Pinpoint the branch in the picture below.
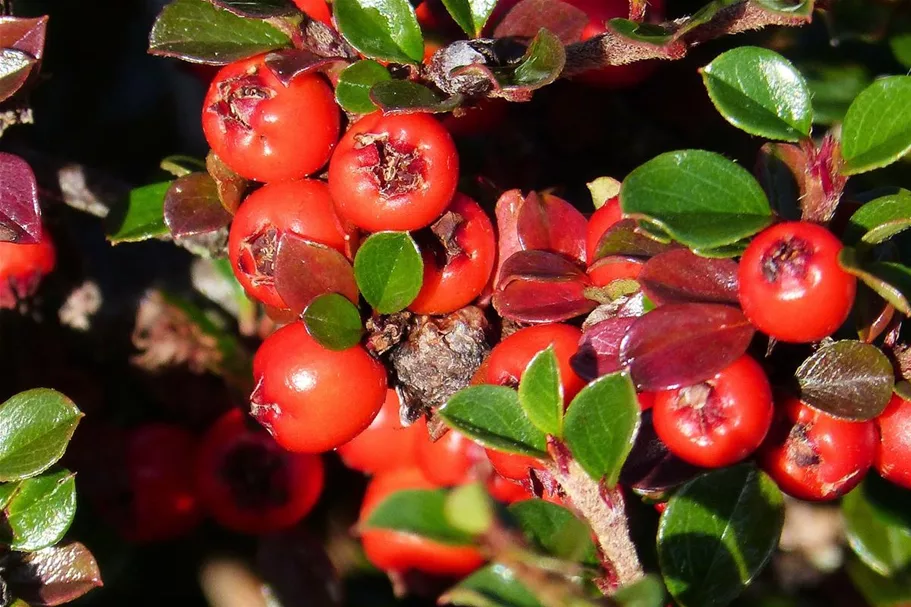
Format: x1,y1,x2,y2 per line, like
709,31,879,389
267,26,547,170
562,0,814,77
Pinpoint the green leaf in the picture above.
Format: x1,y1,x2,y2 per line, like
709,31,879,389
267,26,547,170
843,480,911,577
891,34,911,69
335,60,391,114
149,0,291,65
752,0,814,17
441,565,544,607
607,19,675,46
509,29,564,89
1,469,77,552
839,248,911,317
847,555,911,606
353,231,424,314
369,80,461,114
303,293,364,351
0,390,82,482
613,575,667,607
518,347,563,438
508,500,598,565
562,372,640,487
208,0,296,18
800,62,871,126
702,47,812,141
620,150,773,250
439,386,548,456
844,191,911,245
106,182,171,244
445,483,494,536
363,489,475,544
441,0,497,37
658,465,785,607
841,76,911,175
587,176,621,210
334,0,423,64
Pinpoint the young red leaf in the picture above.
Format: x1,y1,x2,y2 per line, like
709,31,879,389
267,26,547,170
493,189,525,289
0,152,42,244
493,0,588,43
571,317,636,381
638,248,739,305
163,173,233,238
273,233,359,315
517,192,588,265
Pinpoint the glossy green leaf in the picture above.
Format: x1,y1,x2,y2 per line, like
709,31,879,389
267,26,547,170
445,483,494,536
843,480,911,577
847,556,911,607
439,386,548,456
518,347,563,438
891,34,911,69
800,63,871,126
844,191,911,245
752,0,814,17
839,248,911,317
508,500,597,565
106,182,171,244
363,488,474,545
1,469,77,552
335,60,390,114
208,0,296,18
857,473,911,531
354,231,423,314
702,47,812,141
0,390,83,482
441,565,544,607
149,0,290,64
607,19,675,45
658,465,785,607
620,150,773,250
441,0,497,37
369,80,461,113
563,372,640,487
509,29,564,88
334,0,423,64
841,76,911,175
613,575,667,607
303,293,364,351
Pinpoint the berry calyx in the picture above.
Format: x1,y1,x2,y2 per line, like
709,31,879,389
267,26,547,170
251,322,387,453
738,221,856,343
652,355,773,468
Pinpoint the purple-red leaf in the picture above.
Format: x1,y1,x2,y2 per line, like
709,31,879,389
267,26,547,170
571,317,636,381
639,248,740,305
619,303,754,391
0,152,42,244
494,279,596,323
6,542,103,606
494,0,588,44
620,410,703,495
498,250,586,286
493,189,525,289
517,192,588,265
273,233,359,315
593,218,677,260
264,49,348,87
0,16,48,60
163,173,233,238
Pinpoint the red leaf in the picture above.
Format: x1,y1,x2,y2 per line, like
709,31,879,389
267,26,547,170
273,233,359,315
493,189,525,288
0,152,42,244
498,250,586,286
494,0,588,44
619,303,754,391
517,192,587,265
571,317,636,381
264,49,348,87
163,173,233,237
0,16,48,59
7,542,103,606
620,410,704,494
493,278,596,323
638,249,740,305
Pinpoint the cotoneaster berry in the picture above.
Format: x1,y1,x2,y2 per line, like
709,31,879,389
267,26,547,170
291,0,332,25
585,196,621,262
337,389,421,476
409,194,496,315
0,234,56,309
228,179,354,310
196,409,324,534
486,324,586,401
359,467,485,576
738,221,856,343
652,355,773,468
328,112,459,232
414,418,484,487
486,472,534,503
202,52,340,182
251,322,387,453
484,448,545,482
875,394,911,489
759,396,877,501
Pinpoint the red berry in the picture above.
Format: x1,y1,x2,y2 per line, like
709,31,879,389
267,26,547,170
653,355,773,468
228,179,355,310
484,448,545,482
202,53,340,182
587,256,644,287
0,235,55,309
409,194,496,315
251,322,387,453
359,468,484,576
291,0,332,25
637,391,657,411
738,222,856,343
337,389,421,475
196,409,324,534
759,396,877,501
414,418,485,487
328,112,459,232
585,197,621,262
875,394,911,489
487,324,586,402
486,473,533,503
